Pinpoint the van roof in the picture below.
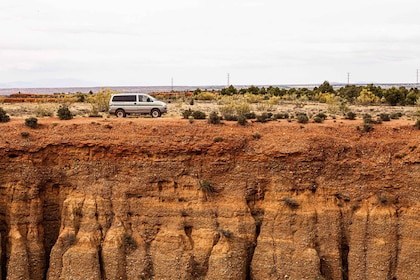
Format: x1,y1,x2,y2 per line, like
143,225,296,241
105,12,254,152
112,93,147,95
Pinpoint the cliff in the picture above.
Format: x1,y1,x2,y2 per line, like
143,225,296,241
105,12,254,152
0,118,419,280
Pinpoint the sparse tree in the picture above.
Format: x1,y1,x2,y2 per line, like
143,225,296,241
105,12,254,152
220,85,238,96
88,88,118,112
356,89,380,105
317,81,335,94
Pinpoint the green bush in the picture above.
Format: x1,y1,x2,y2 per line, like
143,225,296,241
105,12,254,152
415,119,420,130
315,112,328,120
223,114,238,121
182,108,193,119
345,111,357,120
198,180,216,201
379,113,390,121
21,131,30,138
237,115,247,126
252,133,261,139
213,136,223,142
273,113,289,120
362,123,373,132
218,228,233,238
208,111,221,124
255,112,272,123
296,113,309,124
390,112,403,119
123,233,138,253
57,106,73,120
363,114,373,124
313,116,323,123
192,110,206,119
25,117,38,128
0,107,10,122
282,197,299,209
244,112,256,119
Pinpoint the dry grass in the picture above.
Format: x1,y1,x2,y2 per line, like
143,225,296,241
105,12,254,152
0,99,418,121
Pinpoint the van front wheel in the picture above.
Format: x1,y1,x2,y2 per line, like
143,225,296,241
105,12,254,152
115,109,126,118
151,109,161,118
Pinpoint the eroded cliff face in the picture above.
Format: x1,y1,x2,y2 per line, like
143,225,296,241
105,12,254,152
0,118,419,280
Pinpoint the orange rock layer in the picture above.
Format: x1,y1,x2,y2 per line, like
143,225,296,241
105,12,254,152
0,118,419,279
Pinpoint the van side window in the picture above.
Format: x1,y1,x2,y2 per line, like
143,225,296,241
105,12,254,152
112,95,136,102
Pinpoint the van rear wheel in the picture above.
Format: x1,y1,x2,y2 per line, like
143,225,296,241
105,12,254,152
115,109,126,118
151,109,161,118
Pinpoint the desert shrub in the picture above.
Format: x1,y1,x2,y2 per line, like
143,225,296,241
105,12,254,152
223,114,238,121
0,107,10,122
88,106,102,117
363,114,373,124
199,180,216,201
244,112,256,119
361,114,375,132
25,117,38,128
189,98,194,105
123,233,138,253
182,108,193,119
378,113,390,121
218,228,233,238
273,113,289,120
390,112,403,119
213,136,223,142
255,112,272,123
199,180,215,193
345,111,357,120
296,113,309,124
192,110,206,119
208,111,221,124
282,197,299,209
35,104,54,117
195,92,217,100
376,193,388,205
87,88,116,112
362,123,373,132
315,112,328,120
21,131,30,138
415,119,420,130
57,106,73,120
252,133,261,139
313,116,323,123
220,99,252,120
237,115,247,126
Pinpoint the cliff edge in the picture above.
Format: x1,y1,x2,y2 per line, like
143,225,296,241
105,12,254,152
0,117,419,280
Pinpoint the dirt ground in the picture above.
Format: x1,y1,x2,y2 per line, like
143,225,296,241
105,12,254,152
1,99,419,118
0,100,419,144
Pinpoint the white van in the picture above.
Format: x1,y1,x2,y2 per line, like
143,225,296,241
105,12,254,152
108,93,167,118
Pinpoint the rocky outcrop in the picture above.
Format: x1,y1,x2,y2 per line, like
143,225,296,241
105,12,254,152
0,119,419,279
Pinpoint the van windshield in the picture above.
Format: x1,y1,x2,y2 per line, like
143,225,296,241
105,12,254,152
139,95,156,102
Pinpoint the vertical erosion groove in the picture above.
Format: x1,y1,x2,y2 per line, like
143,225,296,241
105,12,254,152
0,185,7,280
245,182,264,280
42,183,61,276
340,210,349,280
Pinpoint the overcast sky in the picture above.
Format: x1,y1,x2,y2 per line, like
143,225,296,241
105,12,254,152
1,0,419,87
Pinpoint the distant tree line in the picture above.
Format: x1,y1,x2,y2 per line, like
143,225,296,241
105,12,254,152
220,81,419,106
